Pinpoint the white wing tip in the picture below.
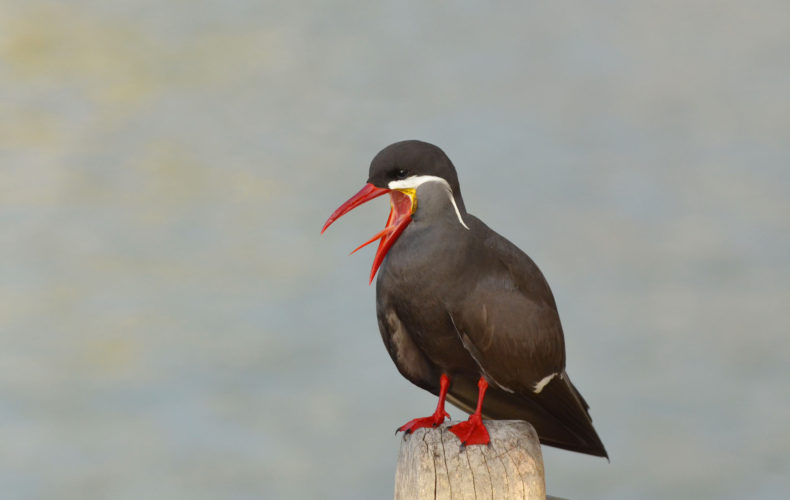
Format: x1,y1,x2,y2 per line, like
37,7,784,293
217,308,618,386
532,372,558,394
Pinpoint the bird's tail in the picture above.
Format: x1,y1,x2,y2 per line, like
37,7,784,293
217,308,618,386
447,372,608,458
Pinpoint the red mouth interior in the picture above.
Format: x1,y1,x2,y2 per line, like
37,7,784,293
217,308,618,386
353,190,413,283
322,184,413,284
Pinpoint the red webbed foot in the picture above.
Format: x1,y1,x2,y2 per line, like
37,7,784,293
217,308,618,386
449,414,490,446
397,409,451,434
397,373,452,434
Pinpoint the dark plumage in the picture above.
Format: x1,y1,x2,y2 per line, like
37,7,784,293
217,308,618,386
324,140,607,457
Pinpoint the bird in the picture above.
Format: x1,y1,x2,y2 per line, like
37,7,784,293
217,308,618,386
322,140,607,457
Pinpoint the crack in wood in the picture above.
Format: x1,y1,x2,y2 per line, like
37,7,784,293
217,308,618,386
481,451,494,499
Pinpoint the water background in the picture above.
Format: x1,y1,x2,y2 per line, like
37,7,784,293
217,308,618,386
2,2,789,498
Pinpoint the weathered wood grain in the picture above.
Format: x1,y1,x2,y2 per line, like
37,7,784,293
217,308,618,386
395,420,546,499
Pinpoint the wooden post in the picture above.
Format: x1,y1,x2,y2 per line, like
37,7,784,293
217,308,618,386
395,420,547,500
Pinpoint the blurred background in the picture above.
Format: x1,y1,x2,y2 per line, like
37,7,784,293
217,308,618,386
2,1,789,498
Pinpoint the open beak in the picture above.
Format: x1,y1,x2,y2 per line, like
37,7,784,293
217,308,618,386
322,183,416,283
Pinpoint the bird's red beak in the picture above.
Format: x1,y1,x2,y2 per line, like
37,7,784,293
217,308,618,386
322,183,415,284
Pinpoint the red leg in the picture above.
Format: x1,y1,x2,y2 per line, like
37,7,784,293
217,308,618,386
397,374,451,434
449,377,491,446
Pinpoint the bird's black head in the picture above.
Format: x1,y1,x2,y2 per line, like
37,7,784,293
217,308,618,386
366,140,465,212
322,140,468,283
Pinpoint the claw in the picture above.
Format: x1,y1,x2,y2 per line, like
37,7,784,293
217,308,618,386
396,413,448,434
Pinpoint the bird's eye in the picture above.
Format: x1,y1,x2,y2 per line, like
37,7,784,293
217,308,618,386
394,169,408,179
